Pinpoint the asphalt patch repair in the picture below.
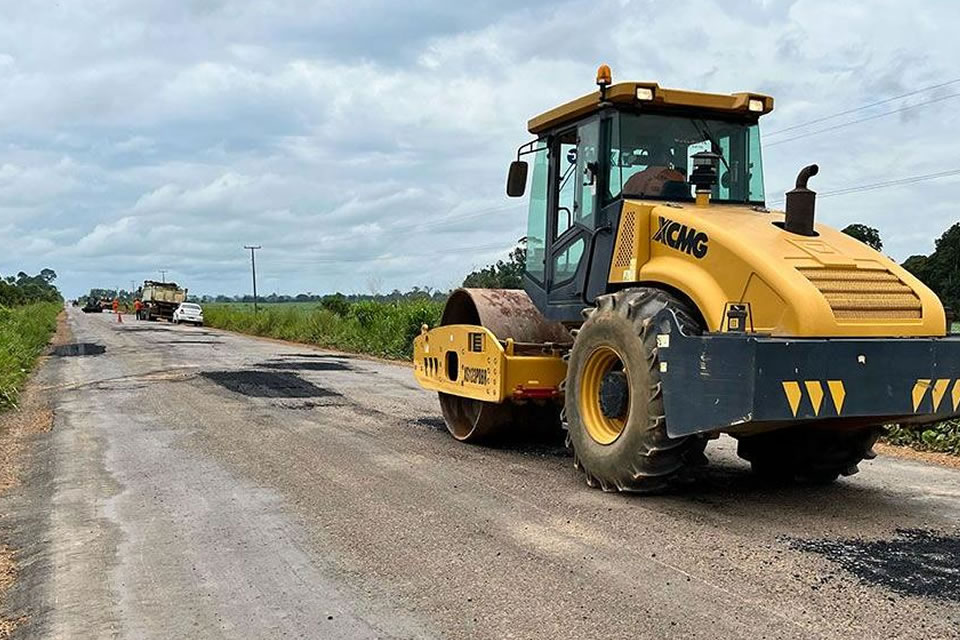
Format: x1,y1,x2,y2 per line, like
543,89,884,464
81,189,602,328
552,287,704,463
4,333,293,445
52,343,105,357
789,528,960,601
201,370,340,398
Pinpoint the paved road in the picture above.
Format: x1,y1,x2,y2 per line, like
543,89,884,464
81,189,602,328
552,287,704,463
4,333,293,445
3,308,959,639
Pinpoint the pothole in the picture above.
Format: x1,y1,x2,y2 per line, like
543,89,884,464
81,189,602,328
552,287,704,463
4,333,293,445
52,343,106,357
410,417,446,432
201,371,340,398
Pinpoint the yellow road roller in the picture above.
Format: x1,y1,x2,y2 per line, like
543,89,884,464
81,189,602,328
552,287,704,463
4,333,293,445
413,66,960,492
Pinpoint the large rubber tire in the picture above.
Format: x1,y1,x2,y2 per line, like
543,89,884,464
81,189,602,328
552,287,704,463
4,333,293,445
736,426,882,484
563,288,708,493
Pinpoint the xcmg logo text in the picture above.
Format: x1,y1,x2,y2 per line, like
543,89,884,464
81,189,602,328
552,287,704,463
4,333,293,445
652,216,709,259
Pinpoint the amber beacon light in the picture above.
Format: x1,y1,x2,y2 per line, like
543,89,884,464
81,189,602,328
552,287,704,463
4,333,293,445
596,64,612,87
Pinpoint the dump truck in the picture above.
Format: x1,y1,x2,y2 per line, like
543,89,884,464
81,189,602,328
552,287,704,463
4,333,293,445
138,280,187,322
413,66,960,493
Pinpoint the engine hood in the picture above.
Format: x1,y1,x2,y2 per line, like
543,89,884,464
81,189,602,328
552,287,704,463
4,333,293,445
613,199,946,338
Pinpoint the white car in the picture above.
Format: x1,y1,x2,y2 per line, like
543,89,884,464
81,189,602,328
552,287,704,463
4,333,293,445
173,303,204,326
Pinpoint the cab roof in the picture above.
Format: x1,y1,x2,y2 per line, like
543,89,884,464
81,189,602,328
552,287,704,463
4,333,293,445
527,82,774,135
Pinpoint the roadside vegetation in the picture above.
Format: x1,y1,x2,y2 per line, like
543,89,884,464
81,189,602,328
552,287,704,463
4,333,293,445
0,269,63,410
884,421,960,456
204,296,443,359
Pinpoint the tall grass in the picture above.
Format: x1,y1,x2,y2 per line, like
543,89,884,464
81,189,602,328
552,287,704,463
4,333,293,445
203,299,444,359
0,302,61,410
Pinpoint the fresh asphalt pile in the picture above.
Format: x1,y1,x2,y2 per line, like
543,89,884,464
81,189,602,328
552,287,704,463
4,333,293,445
789,529,960,601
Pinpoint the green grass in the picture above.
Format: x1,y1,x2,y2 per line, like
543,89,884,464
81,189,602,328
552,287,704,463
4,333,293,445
0,302,61,410
203,299,444,360
883,421,960,456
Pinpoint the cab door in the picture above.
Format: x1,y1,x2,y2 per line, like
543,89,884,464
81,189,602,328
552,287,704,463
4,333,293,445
544,119,601,310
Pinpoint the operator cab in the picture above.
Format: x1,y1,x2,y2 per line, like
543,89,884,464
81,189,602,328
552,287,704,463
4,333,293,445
507,68,773,323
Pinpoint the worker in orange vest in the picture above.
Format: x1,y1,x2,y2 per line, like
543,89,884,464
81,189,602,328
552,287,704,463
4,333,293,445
134,298,142,320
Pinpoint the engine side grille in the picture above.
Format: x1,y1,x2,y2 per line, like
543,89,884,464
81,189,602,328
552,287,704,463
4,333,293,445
613,210,636,270
799,267,922,320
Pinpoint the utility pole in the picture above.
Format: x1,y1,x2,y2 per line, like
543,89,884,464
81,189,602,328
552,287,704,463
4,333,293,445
159,269,167,283
244,245,261,312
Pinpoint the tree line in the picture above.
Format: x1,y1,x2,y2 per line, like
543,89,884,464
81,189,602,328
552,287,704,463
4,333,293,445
193,288,448,305
80,220,954,313
0,269,62,306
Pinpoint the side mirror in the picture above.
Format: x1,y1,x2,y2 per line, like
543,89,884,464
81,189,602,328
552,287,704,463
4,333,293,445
506,161,528,197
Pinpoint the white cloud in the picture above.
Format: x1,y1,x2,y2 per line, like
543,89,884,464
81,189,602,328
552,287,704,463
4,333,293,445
0,0,958,297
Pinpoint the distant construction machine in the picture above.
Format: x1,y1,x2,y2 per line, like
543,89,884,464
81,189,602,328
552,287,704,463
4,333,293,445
413,66,960,493
81,297,103,314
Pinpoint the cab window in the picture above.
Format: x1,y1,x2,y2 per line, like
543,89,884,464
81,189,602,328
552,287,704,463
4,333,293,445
524,147,549,284
608,113,765,204
555,131,577,237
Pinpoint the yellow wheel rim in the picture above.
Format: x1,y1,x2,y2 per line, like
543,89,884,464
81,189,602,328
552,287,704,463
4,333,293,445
579,346,629,445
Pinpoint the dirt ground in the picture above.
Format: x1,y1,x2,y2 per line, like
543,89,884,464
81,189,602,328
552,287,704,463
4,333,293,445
0,313,70,636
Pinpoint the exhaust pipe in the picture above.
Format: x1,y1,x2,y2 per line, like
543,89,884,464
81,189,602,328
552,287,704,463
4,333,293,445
784,164,819,236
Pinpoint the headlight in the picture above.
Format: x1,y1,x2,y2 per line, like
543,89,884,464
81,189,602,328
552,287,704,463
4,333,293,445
748,98,764,112
636,87,654,101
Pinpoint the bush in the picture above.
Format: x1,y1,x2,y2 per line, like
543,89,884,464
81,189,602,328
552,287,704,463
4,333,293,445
0,302,60,410
320,294,351,317
203,299,444,360
351,300,385,330
883,421,960,456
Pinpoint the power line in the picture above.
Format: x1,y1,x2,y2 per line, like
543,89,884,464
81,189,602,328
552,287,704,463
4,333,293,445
253,202,525,268
764,91,960,148
765,77,960,136
268,241,515,266
384,202,523,234
766,167,960,205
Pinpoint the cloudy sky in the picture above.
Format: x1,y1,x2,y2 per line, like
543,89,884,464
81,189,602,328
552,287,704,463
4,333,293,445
2,0,958,298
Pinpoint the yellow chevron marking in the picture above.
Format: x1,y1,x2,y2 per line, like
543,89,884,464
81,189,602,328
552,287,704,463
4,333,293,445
912,379,931,412
827,380,846,415
782,381,802,417
804,380,824,416
932,379,951,412
953,379,960,412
